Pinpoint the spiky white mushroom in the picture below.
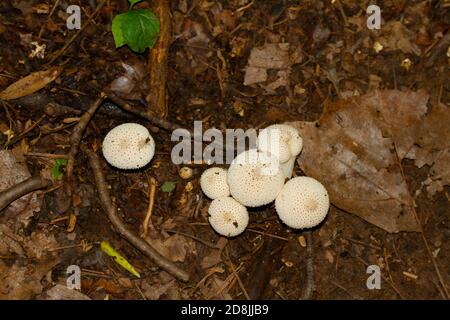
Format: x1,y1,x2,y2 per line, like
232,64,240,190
102,123,155,170
200,167,230,199
208,197,249,237
227,149,285,207
257,124,303,179
275,176,329,229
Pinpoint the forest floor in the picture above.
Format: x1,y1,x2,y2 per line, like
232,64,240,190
0,0,449,300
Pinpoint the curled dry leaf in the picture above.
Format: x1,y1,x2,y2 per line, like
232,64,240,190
289,89,447,233
0,66,62,100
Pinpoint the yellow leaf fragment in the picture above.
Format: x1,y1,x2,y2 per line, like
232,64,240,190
100,241,141,278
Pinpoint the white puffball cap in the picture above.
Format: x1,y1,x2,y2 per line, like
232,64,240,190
257,127,291,163
227,149,285,207
258,124,303,159
200,167,230,199
275,176,329,229
102,123,155,170
208,197,249,237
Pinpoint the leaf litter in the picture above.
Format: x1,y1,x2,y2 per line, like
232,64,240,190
290,89,449,233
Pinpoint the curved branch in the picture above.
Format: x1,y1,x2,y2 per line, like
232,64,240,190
0,176,50,212
87,150,190,282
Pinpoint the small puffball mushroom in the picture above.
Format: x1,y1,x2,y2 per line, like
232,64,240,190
227,149,285,207
208,197,249,237
102,123,155,170
200,167,230,199
257,124,303,179
275,176,329,229
179,167,193,180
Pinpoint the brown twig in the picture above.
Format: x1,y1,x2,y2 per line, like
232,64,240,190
300,230,315,300
87,150,190,282
225,247,250,300
64,93,106,212
0,176,51,211
47,0,107,65
147,0,172,118
25,152,69,159
38,0,61,39
105,91,183,132
141,177,157,239
5,115,45,147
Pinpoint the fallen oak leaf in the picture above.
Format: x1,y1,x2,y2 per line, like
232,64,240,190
289,90,432,233
0,66,62,100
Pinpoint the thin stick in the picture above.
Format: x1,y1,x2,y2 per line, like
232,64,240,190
300,230,315,300
225,248,250,300
105,91,183,132
246,228,289,241
38,0,61,39
0,176,50,211
47,0,107,65
148,0,171,118
355,256,404,299
64,93,106,212
141,177,157,239
393,143,450,300
25,152,69,159
6,115,45,147
87,150,190,282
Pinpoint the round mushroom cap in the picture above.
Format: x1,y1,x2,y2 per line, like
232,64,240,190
200,167,230,199
208,197,249,237
259,124,303,159
257,127,291,163
275,176,329,229
102,123,155,170
227,149,285,207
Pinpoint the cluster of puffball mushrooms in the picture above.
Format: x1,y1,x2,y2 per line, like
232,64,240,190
201,124,330,237
101,123,330,238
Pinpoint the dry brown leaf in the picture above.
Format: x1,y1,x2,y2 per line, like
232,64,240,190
244,43,302,86
0,66,62,100
0,150,43,228
39,284,91,300
377,21,421,55
0,258,58,299
146,234,195,263
290,90,436,233
200,237,228,269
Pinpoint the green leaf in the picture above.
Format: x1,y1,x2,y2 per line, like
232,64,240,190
160,181,176,193
111,9,160,53
111,14,126,48
100,241,141,278
128,0,143,8
51,158,68,180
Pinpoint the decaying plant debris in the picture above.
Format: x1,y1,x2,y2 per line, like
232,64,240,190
0,0,449,300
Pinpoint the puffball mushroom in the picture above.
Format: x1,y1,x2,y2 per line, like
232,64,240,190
200,167,230,199
227,149,285,207
275,176,330,229
208,197,249,237
257,124,303,179
102,123,155,170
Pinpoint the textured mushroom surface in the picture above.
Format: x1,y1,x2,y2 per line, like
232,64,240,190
258,124,303,160
102,123,155,169
227,149,285,207
208,197,249,237
275,176,329,229
200,167,230,199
